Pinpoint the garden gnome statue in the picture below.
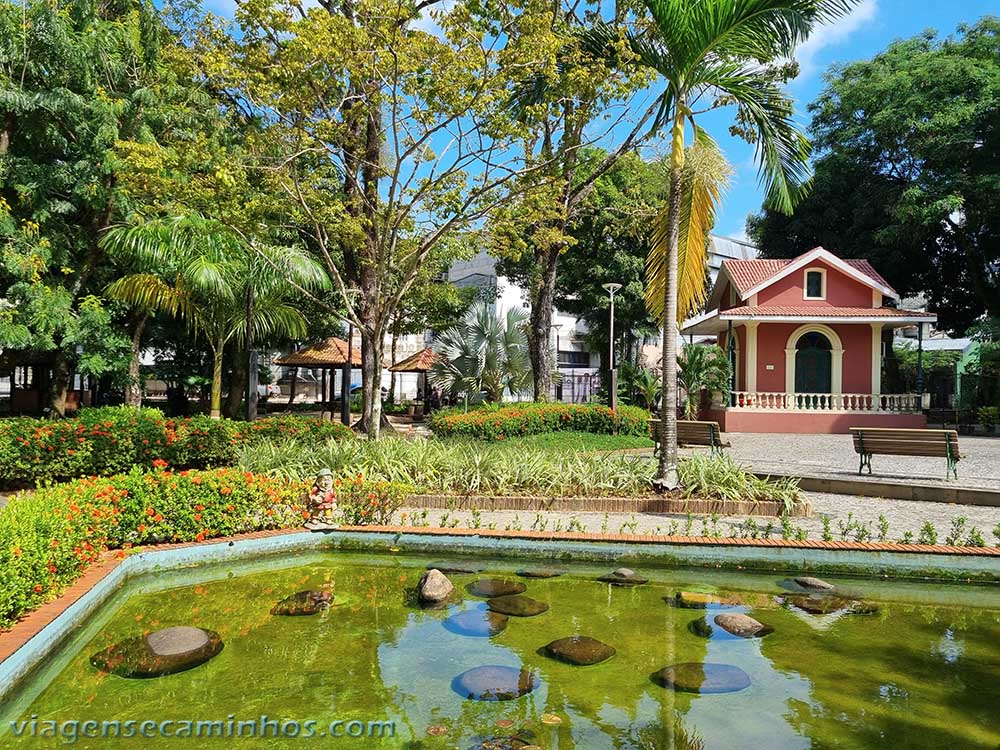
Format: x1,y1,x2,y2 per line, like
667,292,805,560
308,468,337,521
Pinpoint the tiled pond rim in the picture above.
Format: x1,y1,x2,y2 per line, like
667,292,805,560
1,525,998,703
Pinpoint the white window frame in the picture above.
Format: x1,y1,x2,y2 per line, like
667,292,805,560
803,267,827,301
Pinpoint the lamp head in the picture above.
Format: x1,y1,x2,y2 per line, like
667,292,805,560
602,282,623,295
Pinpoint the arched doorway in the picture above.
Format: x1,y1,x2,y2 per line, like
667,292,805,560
784,324,844,395
794,331,832,393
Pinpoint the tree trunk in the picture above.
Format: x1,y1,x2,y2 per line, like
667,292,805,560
125,312,148,408
528,246,560,401
224,346,247,419
359,328,383,438
49,350,72,417
246,284,259,422
286,367,299,409
655,108,685,491
210,338,225,419
388,321,399,404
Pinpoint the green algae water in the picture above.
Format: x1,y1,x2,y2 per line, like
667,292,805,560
2,550,998,750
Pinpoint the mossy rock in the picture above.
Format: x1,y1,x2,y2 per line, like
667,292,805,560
91,626,224,678
516,568,565,579
487,595,549,617
542,636,616,666
467,578,527,598
271,590,332,616
672,591,739,609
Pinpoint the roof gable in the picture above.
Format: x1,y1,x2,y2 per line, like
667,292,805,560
710,247,897,307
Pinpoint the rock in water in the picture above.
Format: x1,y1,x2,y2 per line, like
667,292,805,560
516,568,564,579
487,595,549,617
90,626,224,678
652,663,751,694
687,618,715,638
427,561,485,574
271,590,332,616
543,636,616,666
673,591,739,609
467,579,527,598
418,569,454,604
597,568,648,586
713,613,772,638
443,609,509,637
453,665,540,701
794,576,834,591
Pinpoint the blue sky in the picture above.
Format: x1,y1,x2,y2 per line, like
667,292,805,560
707,0,998,241
199,0,995,243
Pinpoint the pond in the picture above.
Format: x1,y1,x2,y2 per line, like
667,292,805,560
2,550,998,749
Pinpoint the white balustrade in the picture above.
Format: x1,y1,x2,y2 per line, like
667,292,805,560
728,391,922,413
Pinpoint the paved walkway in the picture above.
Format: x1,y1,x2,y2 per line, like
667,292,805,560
682,432,1000,490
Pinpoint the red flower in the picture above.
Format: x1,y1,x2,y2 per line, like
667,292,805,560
137,524,147,534
152,458,168,469
34,584,44,593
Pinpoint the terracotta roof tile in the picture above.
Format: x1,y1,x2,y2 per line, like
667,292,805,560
720,305,935,319
274,337,361,367
389,347,437,372
723,255,896,296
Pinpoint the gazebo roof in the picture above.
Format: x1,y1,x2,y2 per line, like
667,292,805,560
275,337,360,367
389,347,437,372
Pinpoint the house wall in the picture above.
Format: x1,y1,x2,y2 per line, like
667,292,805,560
753,322,874,394
707,407,927,434
756,259,877,308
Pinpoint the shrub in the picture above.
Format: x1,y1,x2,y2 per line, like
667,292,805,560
334,474,413,526
678,453,803,514
0,408,352,488
428,402,650,440
977,406,999,428
0,466,307,629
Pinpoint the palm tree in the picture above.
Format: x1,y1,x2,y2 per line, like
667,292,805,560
589,0,857,488
102,214,329,418
430,302,532,402
678,344,732,419
634,367,662,411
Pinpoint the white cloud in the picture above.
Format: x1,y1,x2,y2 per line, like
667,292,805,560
793,0,878,80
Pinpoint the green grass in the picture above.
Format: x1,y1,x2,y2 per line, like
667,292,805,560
498,431,655,451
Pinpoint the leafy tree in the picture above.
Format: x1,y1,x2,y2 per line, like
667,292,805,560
0,0,173,414
489,0,661,401
430,302,531,403
587,0,852,488
677,344,731,419
196,0,554,437
749,18,1000,334
102,215,329,417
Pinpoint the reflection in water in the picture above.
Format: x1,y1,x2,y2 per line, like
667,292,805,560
0,553,997,750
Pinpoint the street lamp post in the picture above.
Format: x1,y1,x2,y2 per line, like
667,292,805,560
602,283,622,411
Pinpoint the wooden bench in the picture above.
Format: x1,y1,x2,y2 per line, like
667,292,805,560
850,427,961,480
649,419,730,456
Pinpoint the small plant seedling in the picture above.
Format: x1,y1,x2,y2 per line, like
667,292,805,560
821,515,833,542
945,516,967,546
917,521,938,546
877,514,890,542
900,530,914,544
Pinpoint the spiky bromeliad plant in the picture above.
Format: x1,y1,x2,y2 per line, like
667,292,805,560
579,0,858,489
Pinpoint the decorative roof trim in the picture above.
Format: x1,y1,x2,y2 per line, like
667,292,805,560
739,247,899,302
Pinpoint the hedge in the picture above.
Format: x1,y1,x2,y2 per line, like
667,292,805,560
0,466,410,630
0,407,353,488
428,402,651,440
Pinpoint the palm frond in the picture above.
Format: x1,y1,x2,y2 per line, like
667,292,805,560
646,132,732,322
106,274,196,320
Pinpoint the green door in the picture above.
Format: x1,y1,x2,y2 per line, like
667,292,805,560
794,332,832,393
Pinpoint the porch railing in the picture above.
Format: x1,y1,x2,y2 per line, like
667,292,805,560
729,391,924,413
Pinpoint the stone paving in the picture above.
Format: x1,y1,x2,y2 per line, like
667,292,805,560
712,432,1000,490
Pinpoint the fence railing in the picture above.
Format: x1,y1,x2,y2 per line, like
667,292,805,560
730,391,924,412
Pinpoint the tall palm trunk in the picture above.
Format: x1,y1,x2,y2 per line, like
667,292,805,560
210,336,225,419
656,107,685,490
125,312,148,408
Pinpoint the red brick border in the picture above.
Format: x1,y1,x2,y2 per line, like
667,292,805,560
2,524,997,667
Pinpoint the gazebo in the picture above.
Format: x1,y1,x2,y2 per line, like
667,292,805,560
275,337,360,414
389,347,437,418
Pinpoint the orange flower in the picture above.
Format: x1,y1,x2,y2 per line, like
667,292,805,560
194,513,202,521
195,504,204,511
152,458,168,469
137,524,146,534
12,547,21,557
34,584,44,593
220,487,232,496
146,507,155,517
154,513,163,523
192,477,202,485
225,504,234,512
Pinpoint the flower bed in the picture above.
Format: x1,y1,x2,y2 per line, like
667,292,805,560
0,465,408,630
0,407,353,488
428,402,650,440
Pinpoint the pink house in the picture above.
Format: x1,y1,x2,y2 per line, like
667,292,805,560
681,247,937,434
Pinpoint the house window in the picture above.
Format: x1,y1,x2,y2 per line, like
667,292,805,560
804,268,826,300
558,350,589,367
